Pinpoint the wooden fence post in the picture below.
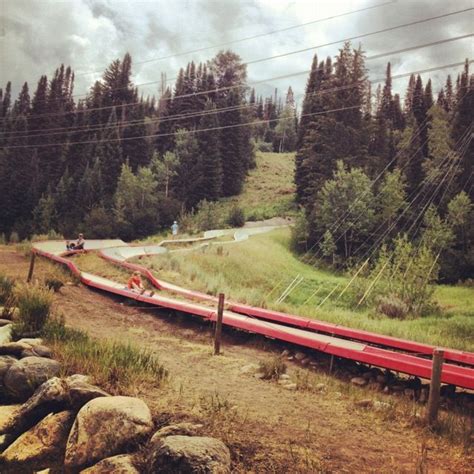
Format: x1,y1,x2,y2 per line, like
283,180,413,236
214,293,225,355
27,252,36,283
426,348,444,426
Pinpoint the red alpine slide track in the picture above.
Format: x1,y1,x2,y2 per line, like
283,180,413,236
32,243,474,390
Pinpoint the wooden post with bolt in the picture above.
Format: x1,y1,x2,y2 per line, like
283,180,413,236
426,348,444,426
27,252,36,283
214,293,225,355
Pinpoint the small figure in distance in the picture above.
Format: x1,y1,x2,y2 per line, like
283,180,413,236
66,233,85,251
171,220,179,239
127,271,154,297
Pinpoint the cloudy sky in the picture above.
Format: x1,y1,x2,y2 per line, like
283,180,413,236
1,0,472,106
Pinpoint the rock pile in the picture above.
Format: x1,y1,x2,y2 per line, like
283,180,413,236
0,337,231,473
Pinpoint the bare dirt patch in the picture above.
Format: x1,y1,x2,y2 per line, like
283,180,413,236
1,246,472,473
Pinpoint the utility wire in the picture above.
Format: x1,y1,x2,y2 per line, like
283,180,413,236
4,33,471,136
0,60,474,138
74,1,396,76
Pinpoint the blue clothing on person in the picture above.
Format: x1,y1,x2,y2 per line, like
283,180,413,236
171,221,179,236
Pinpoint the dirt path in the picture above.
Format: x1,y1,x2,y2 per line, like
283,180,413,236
1,247,471,473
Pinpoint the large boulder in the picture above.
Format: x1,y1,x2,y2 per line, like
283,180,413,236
0,410,74,471
0,341,33,357
65,396,153,471
20,344,53,359
0,356,17,390
149,435,231,473
66,375,109,410
5,377,69,435
80,454,139,473
152,422,204,440
0,325,12,345
0,405,21,434
3,356,61,401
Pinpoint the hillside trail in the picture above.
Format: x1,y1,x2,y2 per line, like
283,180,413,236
0,247,472,473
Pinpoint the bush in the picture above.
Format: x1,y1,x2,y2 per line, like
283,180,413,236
9,232,19,244
45,277,64,293
16,240,32,257
84,207,116,239
0,233,6,245
0,274,15,305
255,140,273,152
376,295,409,319
227,206,245,227
14,284,53,334
195,200,222,231
258,355,287,380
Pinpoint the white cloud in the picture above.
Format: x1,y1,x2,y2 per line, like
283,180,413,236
1,0,472,105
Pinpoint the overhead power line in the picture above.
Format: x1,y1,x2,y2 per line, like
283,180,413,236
1,59,470,143
75,0,396,76
15,6,471,109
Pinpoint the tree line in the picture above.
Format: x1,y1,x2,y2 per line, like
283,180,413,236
0,51,266,240
294,43,473,282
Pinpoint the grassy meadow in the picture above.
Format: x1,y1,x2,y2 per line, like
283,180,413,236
138,228,474,352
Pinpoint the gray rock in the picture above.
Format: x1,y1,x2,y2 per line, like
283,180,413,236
0,342,33,357
0,405,21,434
294,352,306,361
152,422,204,440
0,433,15,450
149,435,231,473
3,357,61,401
351,377,368,387
0,355,17,382
0,325,12,345
17,338,43,346
3,377,68,435
0,410,74,470
66,377,109,410
281,349,291,357
65,396,153,471
81,454,139,473
67,374,91,384
20,345,53,359
239,364,260,375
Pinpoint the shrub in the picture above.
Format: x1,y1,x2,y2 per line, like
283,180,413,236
258,355,287,380
16,240,32,257
227,206,245,227
376,295,409,319
9,232,20,244
0,274,15,305
45,278,64,293
255,140,273,152
195,200,222,231
14,284,53,334
0,233,6,245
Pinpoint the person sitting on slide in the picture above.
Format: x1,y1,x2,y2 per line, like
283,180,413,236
127,271,154,296
66,233,85,251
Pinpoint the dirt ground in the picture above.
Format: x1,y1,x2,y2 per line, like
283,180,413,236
1,246,472,473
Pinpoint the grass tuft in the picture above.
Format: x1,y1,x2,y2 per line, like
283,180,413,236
42,316,168,393
258,355,287,380
13,283,53,334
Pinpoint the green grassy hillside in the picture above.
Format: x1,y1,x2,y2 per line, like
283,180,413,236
141,228,474,352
